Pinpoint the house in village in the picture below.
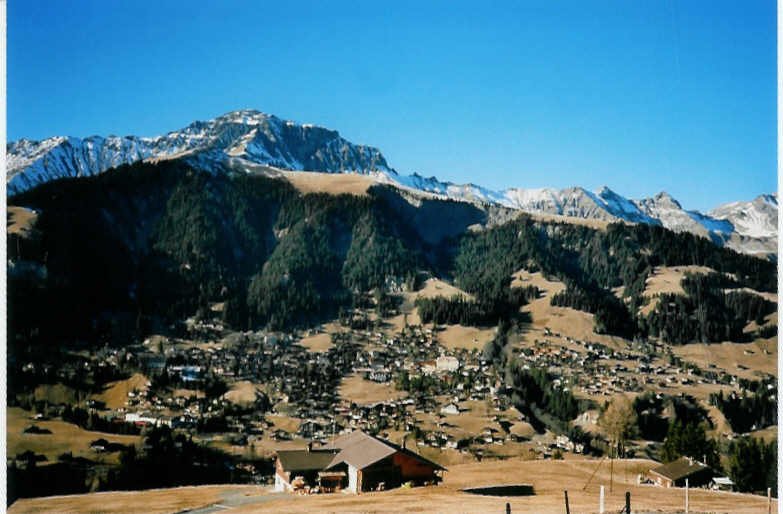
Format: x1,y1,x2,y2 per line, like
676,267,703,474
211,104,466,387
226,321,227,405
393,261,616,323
274,430,446,494
440,403,460,416
648,457,714,488
436,355,459,372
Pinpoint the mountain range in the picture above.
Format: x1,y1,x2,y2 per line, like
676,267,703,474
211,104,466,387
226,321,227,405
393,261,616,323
6,109,777,256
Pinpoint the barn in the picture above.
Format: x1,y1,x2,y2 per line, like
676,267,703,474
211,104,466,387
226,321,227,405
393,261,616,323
274,430,446,494
648,457,714,488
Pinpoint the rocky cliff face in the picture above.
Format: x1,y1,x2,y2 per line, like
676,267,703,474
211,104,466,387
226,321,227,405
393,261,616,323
7,110,392,195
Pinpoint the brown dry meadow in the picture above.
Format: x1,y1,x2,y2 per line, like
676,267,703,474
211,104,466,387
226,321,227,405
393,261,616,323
7,485,231,514
338,373,409,404
9,458,775,514
91,373,150,410
7,206,38,237
282,170,376,196
7,407,141,465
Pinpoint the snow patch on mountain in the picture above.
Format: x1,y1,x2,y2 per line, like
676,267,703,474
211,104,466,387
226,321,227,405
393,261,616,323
7,110,392,195
380,173,775,255
709,194,778,240
6,109,776,256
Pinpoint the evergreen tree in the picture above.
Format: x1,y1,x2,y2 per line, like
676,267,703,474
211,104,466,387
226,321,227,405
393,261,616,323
727,437,777,493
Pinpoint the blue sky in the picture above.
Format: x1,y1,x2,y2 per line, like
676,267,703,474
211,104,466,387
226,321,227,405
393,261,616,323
8,1,776,211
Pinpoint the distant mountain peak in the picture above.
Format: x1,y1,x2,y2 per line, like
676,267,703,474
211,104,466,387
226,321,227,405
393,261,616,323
646,191,682,209
6,110,394,194
5,111,777,257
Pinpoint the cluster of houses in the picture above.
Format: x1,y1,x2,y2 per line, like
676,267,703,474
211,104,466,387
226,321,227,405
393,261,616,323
17,297,765,498
19,320,511,459
518,332,743,402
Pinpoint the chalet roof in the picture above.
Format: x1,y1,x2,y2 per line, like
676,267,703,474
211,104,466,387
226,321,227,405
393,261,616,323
650,457,712,481
276,449,338,472
320,429,369,450
327,433,396,470
324,430,446,471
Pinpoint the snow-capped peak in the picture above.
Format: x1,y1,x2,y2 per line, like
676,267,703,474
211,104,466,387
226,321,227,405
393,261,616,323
6,110,393,195
6,110,776,257
709,194,778,240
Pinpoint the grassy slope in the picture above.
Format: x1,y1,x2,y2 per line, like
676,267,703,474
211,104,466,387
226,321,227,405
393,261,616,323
8,458,776,514
7,407,140,465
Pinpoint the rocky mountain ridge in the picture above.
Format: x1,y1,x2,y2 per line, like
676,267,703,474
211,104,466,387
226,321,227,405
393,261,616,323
7,110,776,256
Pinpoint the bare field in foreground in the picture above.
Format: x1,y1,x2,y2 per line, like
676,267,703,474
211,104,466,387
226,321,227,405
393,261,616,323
8,485,233,514
9,458,774,514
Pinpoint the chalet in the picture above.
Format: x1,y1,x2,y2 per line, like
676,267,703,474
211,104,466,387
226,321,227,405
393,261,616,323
436,355,459,372
648,457,714,488
274,431,446,494
420,360,438,374
124,412,161,426
440,403,460,415
367,369,391,383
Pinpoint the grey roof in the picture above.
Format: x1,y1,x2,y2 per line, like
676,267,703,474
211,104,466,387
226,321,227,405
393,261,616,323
320,430,368,450
327,433,397,470
650,457,712,481
324,430,446,471
276,449,338,472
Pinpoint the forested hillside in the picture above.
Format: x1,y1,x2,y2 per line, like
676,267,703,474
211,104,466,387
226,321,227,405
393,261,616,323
453,216,776,341
7,160,776,354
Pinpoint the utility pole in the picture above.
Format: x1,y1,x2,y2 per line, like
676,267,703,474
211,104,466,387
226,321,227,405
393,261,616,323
685,478,689,514
768,487,772,514
610,454,614,493
599,485,605,514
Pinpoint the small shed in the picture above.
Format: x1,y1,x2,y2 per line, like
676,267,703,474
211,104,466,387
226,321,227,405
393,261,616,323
711,476,735,491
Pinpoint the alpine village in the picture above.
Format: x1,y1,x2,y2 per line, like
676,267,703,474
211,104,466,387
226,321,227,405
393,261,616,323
6,111,778,513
